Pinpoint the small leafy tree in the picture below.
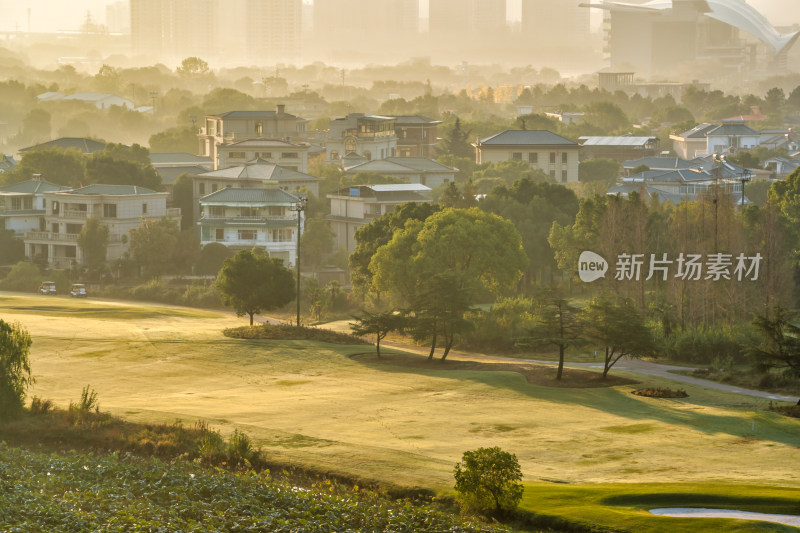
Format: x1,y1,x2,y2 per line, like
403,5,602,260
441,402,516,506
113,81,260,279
453,447,524,516
0,320,34,418
77,216,109,275
350,311,405,357
216,249,295,325
748,306,800,378
518,294,584,380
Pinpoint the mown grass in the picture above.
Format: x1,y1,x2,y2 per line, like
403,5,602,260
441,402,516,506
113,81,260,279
518,483,800,532
3,292,800,531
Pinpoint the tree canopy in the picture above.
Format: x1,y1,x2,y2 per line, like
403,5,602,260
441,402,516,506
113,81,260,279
0,320,34,418
216,249,295,325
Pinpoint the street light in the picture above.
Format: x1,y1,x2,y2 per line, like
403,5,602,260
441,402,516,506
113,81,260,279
738,168,752,209
289,195,307,327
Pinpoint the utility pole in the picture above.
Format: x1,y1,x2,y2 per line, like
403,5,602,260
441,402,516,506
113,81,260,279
150,91,158,116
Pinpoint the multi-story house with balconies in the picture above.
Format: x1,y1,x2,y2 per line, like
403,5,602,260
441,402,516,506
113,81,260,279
392,115,441,158
198,105,309,170
25,184,176,268
0,178,70,237
326,183,431,253
217,139,310,173
326,114,397,162
198,188,303,267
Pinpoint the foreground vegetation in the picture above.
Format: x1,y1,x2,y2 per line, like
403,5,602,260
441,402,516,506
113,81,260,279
0,442,507,533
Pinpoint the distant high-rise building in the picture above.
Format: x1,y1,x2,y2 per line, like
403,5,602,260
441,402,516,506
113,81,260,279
246,0,302,64
106,0,130,34
520,0,590,53
131,0,215,61
428,0,507,60
312,0,420,63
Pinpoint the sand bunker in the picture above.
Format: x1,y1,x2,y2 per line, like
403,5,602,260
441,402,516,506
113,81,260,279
650,508,800,527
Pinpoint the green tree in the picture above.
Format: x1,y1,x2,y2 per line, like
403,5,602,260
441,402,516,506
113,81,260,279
93,64,121,93
748,306,800,378
149,126,198,153
518,294,584,380
583,101,630,133
171,173,195,230
129,217,180,277
216,249,295,325
0,320,34,418
98,143,151,166
0,229,25,265
350,311,405,357
85,156,161,190
77,216,109,274
0,262,41,292
20,109,51,144
196,242,234,276
177,57,210,79
300,218,335,272
371,208,527,360
5,148,85,187
453,447,524,516
768,167,800,223
582,294,655,378
578,158,621,184
438,117,473,159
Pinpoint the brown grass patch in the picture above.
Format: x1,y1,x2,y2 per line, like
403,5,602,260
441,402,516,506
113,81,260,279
351,352,638,388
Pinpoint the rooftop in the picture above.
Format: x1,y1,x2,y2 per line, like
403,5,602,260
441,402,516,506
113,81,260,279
345,157,457,174
149,152,213,166
197,159,321,182
200,187,301,205
579,136,658,147
477,130,578,147
706,123,759,136
61,184,159,196
19,137,107,154
0,179,69,194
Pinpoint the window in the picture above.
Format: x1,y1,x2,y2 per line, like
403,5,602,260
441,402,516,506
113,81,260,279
528,153,538,164
550,170,556,178
52,201,59,214
65,246,77,258
550,152,556,164
198,183,205,195
271,228,292,242
281,152,298,159
229,151,246,159
23,197,33,210
66,223,82,234
238,229,257,240
257,151,272,159
240,207,257,217
10,197,21,210
215,228,225,241
269,206,284,217
345,138,356,152
103,203,117,218
52,223,59,234
364,150,372,160
211,184,218,192
330,150,339,160
561,170,568,183
512,152,522,160
562,152,568,164
142,203,147,214
255,122,263,135
209,206,224,217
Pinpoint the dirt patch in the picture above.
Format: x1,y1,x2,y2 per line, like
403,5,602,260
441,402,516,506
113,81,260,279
351,352,638,388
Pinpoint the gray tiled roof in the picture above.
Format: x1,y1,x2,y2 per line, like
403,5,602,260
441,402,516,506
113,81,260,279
0,179,69,194
346,157,456,174
212,110,298,119
198,160,321,182
155,166,210,185
19,137,107,154
65,184,158,195
478,130,577,147
392,115,442,125
706,123,759,136
199,187,301,204
579,136,657,147
677,123,717,139
622,157,699,170
149,152,212,166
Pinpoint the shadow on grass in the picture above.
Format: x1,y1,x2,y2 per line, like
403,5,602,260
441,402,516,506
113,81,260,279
349,352,800,448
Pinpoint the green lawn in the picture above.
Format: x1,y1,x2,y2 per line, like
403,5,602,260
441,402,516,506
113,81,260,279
2,292,799,532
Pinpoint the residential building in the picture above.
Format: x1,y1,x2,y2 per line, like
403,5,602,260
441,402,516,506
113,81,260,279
106,0,130,33
327,114,397,162
596,72,710,103
579,136,660,163
217,139,309,172
131,0,216,62
705,122,760,156
198,188,303,266
623,155,753,181
18,138,107,159
585,0,800,78
25,184,176,267
474,130,580,184
198,106,309,170
0,179,69,236
670,123,717,159
392,116,442,158
38,91,135,110
191,159,322,222
246,0,302,64
764,157,800,179
326,184,432,253
0,155,17,174
609,168,749,206
544,111,585,126
344,158,457,189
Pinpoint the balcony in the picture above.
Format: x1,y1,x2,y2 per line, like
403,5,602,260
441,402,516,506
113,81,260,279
166,208,182,218
26,231,79,242
61,209,90,219
200,214,296,222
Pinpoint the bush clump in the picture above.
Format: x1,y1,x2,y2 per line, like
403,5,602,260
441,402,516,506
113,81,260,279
454,447,524,517
632,387,688,398
224,324,369,345
660,329,750,365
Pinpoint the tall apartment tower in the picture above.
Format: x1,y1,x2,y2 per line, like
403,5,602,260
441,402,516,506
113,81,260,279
428,0,507,57
520,0,591,56
131,0,215,61
246,0,302,65
312,0,420,62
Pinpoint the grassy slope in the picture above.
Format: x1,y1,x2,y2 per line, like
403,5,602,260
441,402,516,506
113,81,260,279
3,293,800,531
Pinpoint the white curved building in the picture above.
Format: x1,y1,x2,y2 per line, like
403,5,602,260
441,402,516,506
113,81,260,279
582,0,800,77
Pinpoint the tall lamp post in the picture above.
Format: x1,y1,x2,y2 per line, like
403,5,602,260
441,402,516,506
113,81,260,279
738,168,752,209
290,195,307,327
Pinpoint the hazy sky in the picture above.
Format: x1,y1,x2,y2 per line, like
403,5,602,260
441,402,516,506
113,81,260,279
0,0,797,35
